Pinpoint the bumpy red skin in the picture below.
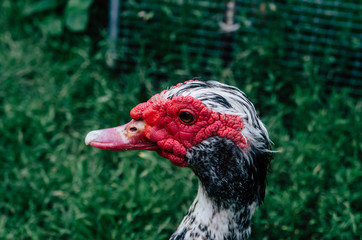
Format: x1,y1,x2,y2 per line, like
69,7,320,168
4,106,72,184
130,93,248,167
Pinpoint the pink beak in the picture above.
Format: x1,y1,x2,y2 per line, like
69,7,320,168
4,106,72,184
85,120,158,151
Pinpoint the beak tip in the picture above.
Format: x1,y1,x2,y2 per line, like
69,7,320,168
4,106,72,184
85,130,101,145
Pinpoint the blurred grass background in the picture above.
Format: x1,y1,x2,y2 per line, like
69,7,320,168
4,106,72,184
0,0,361,239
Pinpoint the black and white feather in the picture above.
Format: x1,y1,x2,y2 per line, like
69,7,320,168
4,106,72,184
161,81,272,240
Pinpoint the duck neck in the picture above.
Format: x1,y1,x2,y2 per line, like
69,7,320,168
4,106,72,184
169,137,263,240
170,182,256,240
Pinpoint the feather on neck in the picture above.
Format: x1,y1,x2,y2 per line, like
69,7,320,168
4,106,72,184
170,182,256,240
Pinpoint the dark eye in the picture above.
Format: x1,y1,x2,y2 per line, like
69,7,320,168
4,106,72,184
179,111,195,124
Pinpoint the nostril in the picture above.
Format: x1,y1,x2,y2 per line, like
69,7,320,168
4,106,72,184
129,127,138,132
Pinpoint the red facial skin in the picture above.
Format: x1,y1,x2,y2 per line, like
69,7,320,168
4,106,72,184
86,80,248,167
130,95,247,167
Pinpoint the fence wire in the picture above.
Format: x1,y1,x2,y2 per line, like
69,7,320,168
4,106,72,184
114,0,362,95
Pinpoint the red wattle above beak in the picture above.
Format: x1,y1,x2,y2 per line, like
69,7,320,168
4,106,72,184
85,120,158,151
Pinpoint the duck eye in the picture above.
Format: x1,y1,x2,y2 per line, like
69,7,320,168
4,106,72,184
179,111,195,124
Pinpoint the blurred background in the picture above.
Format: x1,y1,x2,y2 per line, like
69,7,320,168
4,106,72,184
0,0,361,239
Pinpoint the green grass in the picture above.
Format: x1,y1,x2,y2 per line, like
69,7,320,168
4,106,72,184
0,1,361,240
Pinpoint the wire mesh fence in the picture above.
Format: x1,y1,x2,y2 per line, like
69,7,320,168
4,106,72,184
114,0,362,95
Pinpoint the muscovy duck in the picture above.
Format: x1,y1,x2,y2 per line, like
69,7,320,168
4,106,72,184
85,80,272,240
